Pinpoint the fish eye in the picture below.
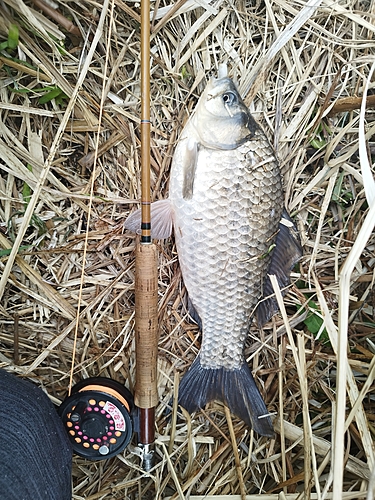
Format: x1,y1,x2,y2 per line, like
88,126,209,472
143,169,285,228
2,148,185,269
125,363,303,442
222,92,236,105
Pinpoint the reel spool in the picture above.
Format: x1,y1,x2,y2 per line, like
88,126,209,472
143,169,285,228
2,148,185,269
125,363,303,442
59,377,134,460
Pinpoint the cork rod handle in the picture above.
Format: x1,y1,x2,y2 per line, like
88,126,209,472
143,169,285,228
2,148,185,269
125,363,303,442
134,241,159,410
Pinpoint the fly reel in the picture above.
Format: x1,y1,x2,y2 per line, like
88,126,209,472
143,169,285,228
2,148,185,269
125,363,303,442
59,377,134,460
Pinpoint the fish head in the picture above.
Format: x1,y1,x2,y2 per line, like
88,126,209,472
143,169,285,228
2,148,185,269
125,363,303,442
192,77,257,150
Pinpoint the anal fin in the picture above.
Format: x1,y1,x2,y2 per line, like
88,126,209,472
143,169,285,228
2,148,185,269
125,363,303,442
187,296,202,330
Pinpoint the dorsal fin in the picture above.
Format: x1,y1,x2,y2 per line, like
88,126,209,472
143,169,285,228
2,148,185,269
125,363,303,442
257,209,302,326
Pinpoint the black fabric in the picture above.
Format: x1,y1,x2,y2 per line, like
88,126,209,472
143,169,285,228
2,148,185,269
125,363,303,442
0,369,72,500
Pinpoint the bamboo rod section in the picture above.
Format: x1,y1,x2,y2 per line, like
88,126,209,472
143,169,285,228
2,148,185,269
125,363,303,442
140,0,151,245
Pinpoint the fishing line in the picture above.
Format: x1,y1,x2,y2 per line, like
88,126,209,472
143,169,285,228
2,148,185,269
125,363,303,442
68,0,116,396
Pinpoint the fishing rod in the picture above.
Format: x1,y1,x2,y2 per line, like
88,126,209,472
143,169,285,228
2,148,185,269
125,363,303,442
58,0,159,471
133,0,159,471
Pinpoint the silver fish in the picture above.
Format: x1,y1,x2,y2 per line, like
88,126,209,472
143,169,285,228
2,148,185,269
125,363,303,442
125,77,302,436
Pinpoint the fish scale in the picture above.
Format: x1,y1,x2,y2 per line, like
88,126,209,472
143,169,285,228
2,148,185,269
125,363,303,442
170,127,284,371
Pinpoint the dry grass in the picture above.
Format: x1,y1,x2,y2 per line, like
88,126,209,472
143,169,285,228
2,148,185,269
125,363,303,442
1,0,375,498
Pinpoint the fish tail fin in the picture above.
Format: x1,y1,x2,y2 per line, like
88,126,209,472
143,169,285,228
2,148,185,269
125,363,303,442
178,356,274,437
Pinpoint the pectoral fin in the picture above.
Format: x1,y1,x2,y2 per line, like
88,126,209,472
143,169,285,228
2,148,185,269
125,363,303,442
182,138,198,200
124,199,173,239
257,209,302,326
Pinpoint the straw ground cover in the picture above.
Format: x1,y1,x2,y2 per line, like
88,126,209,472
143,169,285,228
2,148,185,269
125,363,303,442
1,0,375,498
